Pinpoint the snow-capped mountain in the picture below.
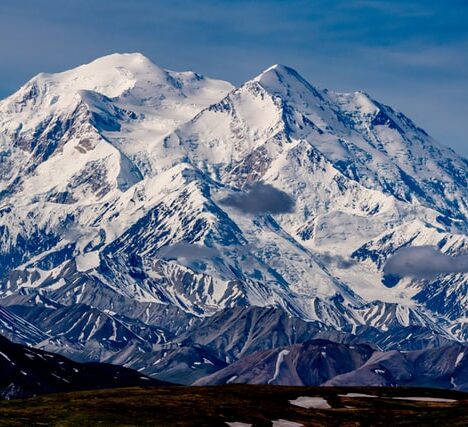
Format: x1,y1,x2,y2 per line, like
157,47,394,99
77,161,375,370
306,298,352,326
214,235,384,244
0,53,466,375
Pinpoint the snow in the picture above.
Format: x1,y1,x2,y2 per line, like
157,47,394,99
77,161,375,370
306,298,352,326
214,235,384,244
450,377,457,388
51,373,69,383
225,423,252,427
268,350,290,384
271,420,304,427
455,352,464,367
0,351,12,363
44,279,67,292
393,397,456,403
226,376,238,384
76,251,100,272
339,393,377,398
289,396,331,409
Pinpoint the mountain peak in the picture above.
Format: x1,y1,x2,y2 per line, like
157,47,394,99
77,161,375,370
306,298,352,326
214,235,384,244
252,63,322,100
261,63,296,73
79,52,162,74
56,52,167,96
7,53,166,103
254,63,302,82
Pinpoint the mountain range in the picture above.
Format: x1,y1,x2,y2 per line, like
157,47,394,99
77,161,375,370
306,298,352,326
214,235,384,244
0,53,466,388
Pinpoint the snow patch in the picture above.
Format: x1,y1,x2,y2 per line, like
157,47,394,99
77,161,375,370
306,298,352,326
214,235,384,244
225,423,252,427
76,251,100,272
268,350,290,384
393,397,456,403
0,351,12,363
226,375,238,384
272,420,304,427
289,396,331,409
339,393,377,398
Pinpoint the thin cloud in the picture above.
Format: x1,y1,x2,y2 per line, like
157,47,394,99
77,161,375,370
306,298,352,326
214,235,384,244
383,245,468,279
158,242,218,261
320,252,356,269
219,182,295,215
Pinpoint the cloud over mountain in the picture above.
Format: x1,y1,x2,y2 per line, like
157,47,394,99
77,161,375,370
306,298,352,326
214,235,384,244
320,252,356,269
219,182,295,215
158,242,219,261
383,246,468,278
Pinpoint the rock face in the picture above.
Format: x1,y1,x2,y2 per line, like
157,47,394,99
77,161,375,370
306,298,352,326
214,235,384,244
0,305,48,346
0,334,168,400
0,53,467,384
324,344,468,390
195,339,468,392
195,339,374,386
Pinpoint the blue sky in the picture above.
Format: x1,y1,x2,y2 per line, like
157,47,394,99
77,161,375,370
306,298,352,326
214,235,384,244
0,0,467,155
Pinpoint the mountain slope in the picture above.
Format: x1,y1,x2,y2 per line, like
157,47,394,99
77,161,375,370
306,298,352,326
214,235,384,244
0,306,48,346
0,334,168,400
195,339,468,391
